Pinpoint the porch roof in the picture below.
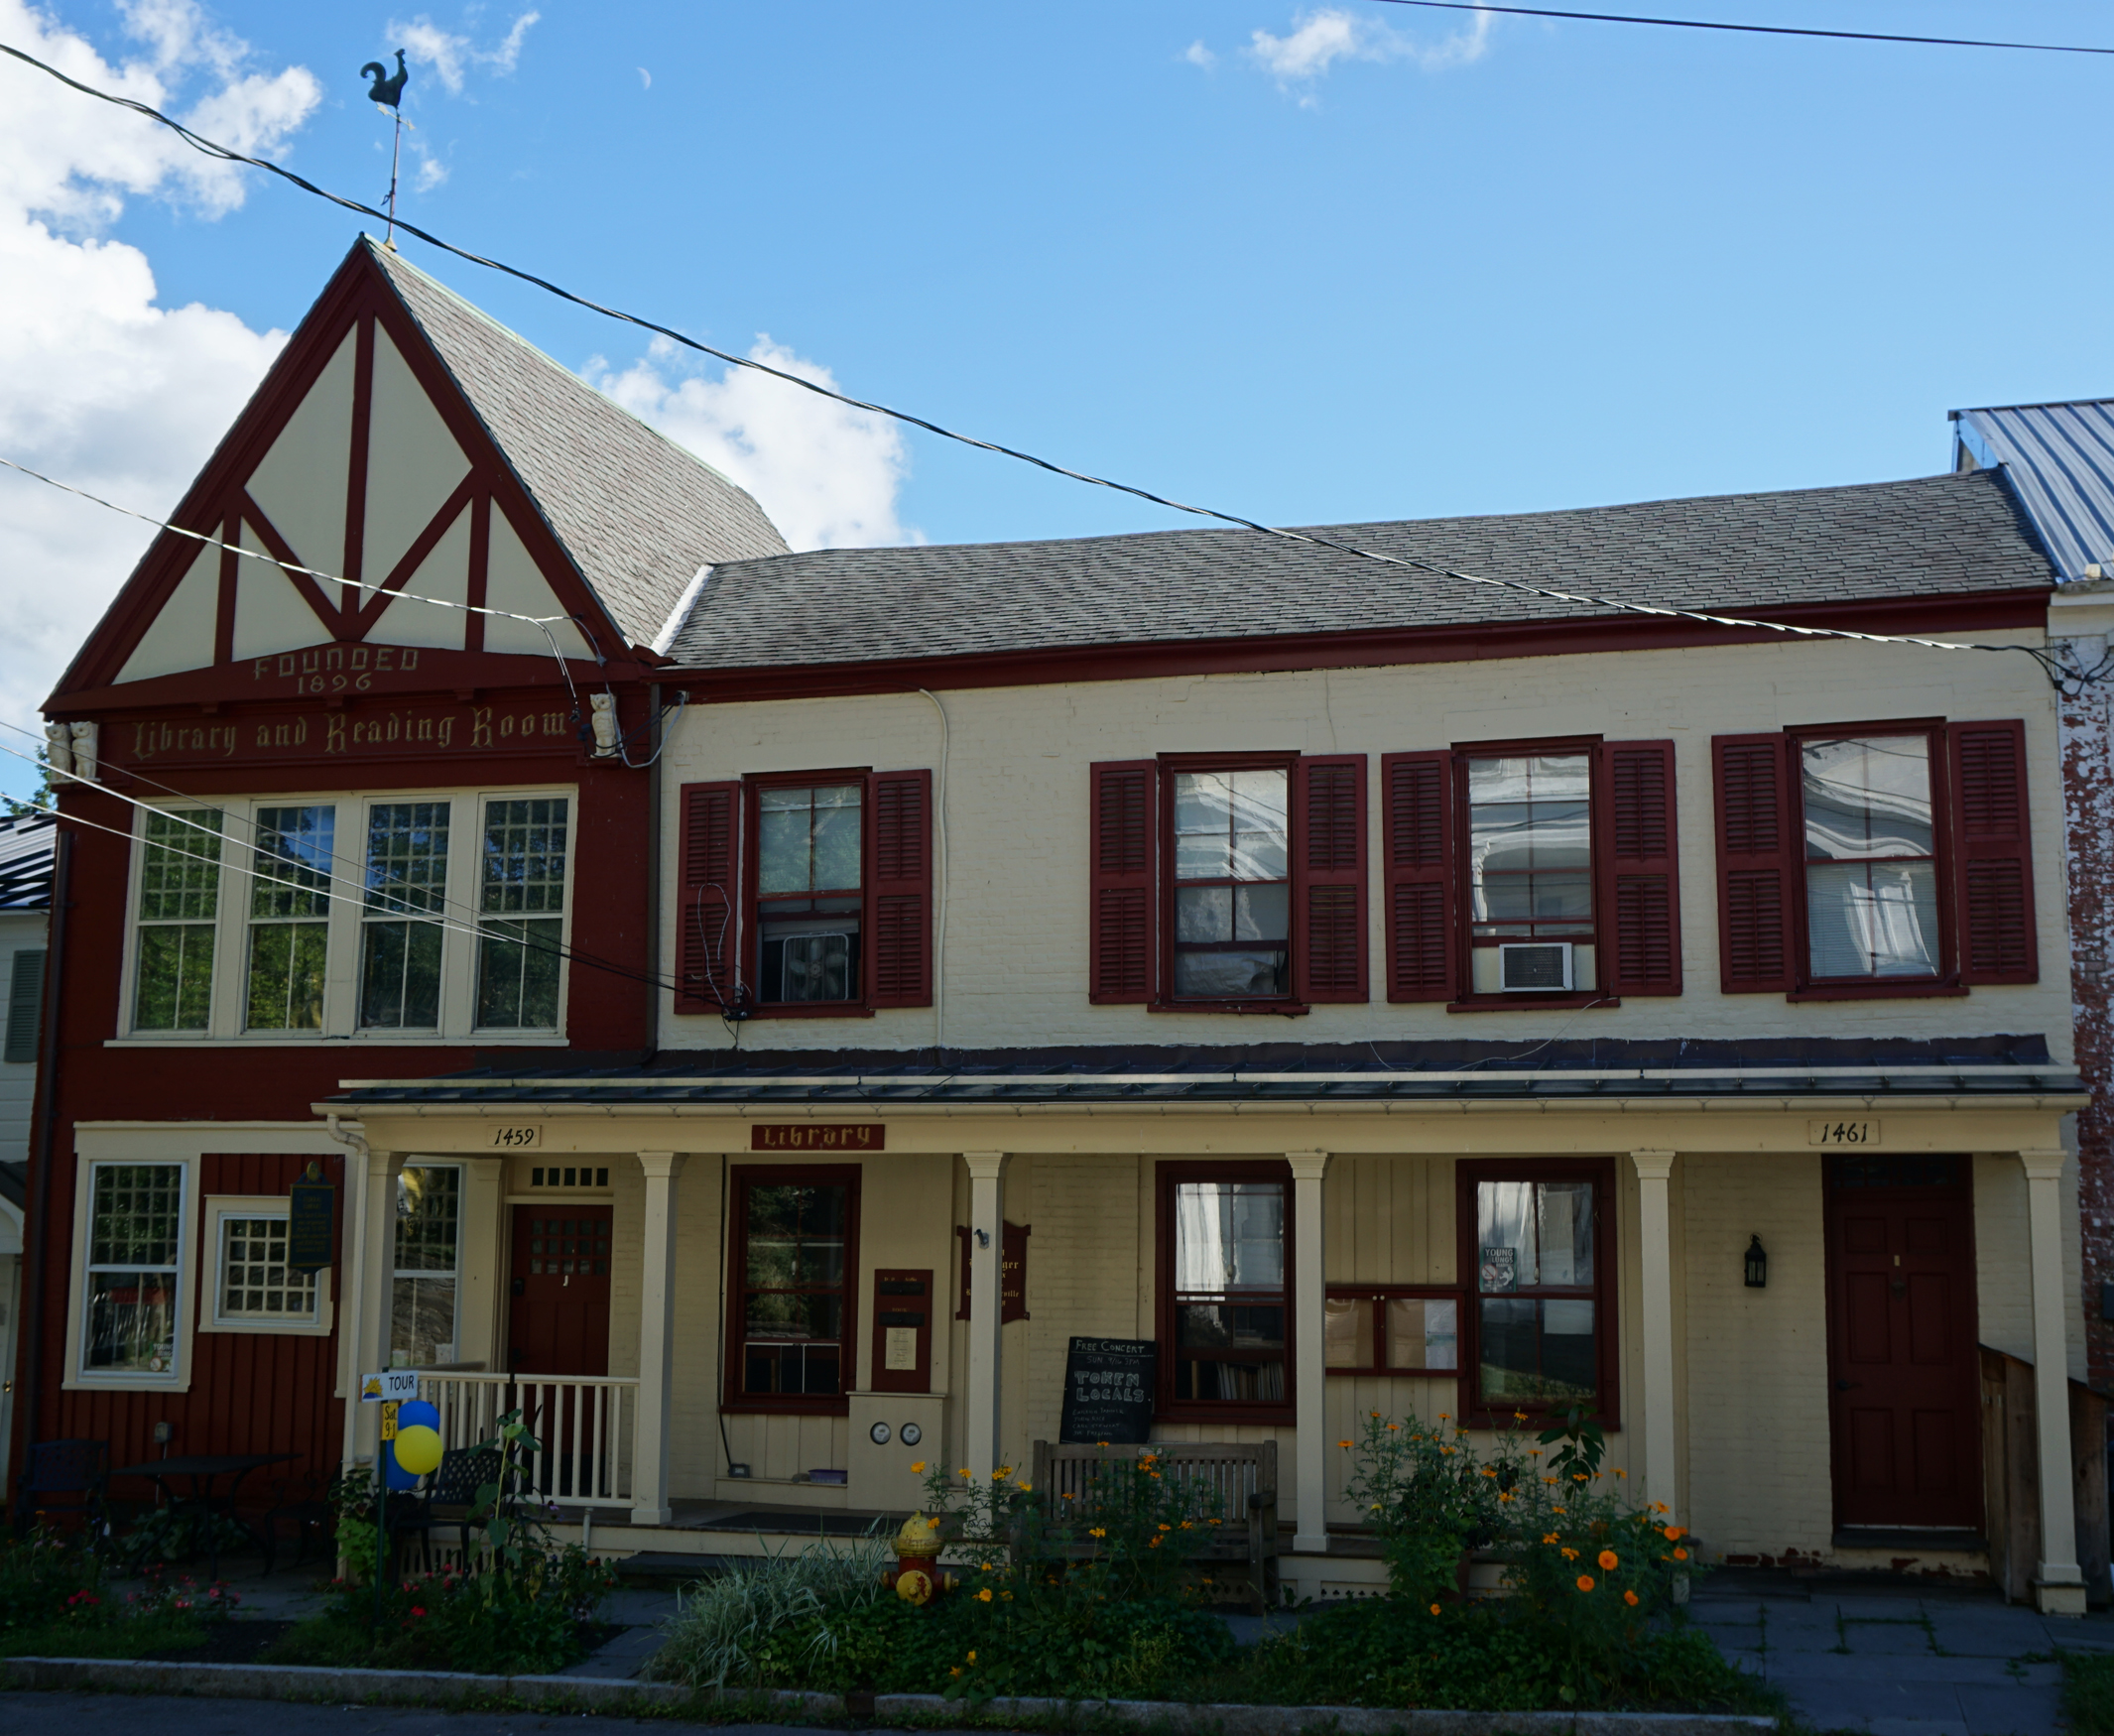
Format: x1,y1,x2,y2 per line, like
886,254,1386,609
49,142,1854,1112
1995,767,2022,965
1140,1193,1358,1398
329,1035,2081,1107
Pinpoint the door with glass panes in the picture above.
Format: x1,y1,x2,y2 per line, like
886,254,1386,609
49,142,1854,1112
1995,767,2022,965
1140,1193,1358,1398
508,1207,611,1376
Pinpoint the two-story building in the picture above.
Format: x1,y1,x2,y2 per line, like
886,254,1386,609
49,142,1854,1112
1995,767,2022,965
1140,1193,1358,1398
320,462,2095,1610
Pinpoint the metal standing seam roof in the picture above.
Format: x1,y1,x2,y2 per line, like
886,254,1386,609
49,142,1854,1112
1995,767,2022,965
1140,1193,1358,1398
1952,400,2114,581
365,239,791,650
0,813,56,913
663,468,2055,673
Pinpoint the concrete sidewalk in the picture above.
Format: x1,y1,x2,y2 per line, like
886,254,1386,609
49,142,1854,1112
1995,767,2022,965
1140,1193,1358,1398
1689,1579,2114,1735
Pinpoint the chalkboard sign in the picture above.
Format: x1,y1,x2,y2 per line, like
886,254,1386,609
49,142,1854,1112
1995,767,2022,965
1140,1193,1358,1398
1058,1336,1158,1444
288,1178,335,1272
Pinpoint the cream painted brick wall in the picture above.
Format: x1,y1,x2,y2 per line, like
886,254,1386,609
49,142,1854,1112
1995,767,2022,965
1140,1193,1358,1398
1021,1154,1143,1453
657,633,2067,1056
1679,1156,1833,1557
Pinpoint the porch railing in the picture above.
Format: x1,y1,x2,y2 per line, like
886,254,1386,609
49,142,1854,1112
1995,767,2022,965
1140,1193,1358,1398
413,1372,639,1507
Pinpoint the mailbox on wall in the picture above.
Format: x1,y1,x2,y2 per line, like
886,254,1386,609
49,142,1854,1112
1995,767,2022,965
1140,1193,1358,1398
870,1269,933,1394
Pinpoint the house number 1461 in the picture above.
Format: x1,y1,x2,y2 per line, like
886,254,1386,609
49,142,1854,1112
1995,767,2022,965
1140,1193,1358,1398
1808,1119,1879,1147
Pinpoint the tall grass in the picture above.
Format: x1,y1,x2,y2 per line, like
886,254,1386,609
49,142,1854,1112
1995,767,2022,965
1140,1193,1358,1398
646,1532,894,1689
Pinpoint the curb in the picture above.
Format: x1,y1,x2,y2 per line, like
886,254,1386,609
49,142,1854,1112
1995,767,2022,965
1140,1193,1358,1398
0,1656,1778,1734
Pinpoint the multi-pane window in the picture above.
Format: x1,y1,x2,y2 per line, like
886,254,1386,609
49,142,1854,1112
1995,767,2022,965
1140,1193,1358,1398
1466,754,1592,944
1801,736,1938,980
733,1174,855,1403
360,803,450,1029
756,785,862,1005
1471,1175,1601,1412
1172,769,1289,1000
392,1165,461,1366
83,1163,184,1376
477,798,568,1028
245,806,333,1031
1324,1292,1460,1373
1166,1175,1289,1409
133,810,220,1031
524,1216,610,1277
216,1214,317,1322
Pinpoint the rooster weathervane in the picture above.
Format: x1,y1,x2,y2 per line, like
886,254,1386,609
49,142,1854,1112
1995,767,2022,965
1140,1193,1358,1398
359,50,412,247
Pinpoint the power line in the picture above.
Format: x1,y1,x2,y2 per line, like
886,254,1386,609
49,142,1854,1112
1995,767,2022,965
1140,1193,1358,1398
0,39,2100,696
1368,1,2114,58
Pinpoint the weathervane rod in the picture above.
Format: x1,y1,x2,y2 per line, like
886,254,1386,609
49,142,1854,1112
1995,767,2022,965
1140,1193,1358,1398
358,48,410,248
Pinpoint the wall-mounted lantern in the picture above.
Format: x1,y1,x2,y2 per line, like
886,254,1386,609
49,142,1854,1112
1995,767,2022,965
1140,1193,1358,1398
1744,1235,1768,1290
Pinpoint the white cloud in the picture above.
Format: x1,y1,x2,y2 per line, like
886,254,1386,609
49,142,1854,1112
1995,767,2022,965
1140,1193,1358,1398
388,9,540,96
1183,40,1216,69
1246,5,1492,100
0,0,319,753
588,336,917,554
415,154,448,191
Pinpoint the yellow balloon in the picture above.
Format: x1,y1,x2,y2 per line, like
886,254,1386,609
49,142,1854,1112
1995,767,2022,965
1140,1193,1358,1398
394,1423,443,1476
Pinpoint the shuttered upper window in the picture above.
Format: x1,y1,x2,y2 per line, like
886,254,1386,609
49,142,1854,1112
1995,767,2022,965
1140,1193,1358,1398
1712,720,2036,997
673,770,933,1019
1380,740,1680,1007
1087,754,1368,1010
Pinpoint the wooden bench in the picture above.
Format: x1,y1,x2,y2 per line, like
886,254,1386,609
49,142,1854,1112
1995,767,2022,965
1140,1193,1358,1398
1031,1439,1280,1611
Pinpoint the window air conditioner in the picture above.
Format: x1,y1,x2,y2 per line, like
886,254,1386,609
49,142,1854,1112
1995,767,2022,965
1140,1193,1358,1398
1499,941,1573,992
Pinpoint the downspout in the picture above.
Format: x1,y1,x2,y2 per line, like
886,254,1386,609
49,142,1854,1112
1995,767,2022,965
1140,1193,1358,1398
15,828,71,1498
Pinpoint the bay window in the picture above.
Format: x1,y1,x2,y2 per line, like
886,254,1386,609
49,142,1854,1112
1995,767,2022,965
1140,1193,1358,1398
726,1167,859,1413
1158,1163,1293,1421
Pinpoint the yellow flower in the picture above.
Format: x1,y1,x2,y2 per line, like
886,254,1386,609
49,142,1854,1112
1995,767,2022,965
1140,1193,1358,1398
911,1461,927,1474
1018,1482,1033,1493
1088,1527,1107,1539
976,1587,993,1603
1497,1492,1515,1504
1436,1413,1450,1423
1597,1550,1619,1571
1612,1468,1626,1479
1370,1503,1382,1512
1553,1507,1566,1516
1002,1590,1014,1601
1386,1423,1400,1431
926,1516,941,1531
1560,1548,1578,1561
1336,1439,1352,1449
1062,1491,1076,1501
994,1467,1011,1480
949,1668,961,1677
966,1651,977,1664
1513,1411,1529,1423
1479,1467,1497,1479
1180,1521,1194,1530
1572,1473,1588,1483
1097,1440,1110,1447
1207,1518,1221,1527
1575,1574,1595,1592
1158,1523,1172,1532
1430,1602,1442,1615
1149,1536,1163,1549
958,1468,971,1478
1664,1526,1686,1541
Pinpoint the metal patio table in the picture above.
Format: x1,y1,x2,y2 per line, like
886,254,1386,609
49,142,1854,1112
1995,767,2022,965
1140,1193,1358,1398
111,1452,297,1579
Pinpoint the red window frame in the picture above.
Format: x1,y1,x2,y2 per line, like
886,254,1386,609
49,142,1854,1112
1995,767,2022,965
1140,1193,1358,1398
1158,752,1302,1013
1453,736,1604,1008
744,769,875,1020
722,1163,862,1417
1453,1158,1619,1429
1155,1159,1297,1426
1321,1285,1466,1377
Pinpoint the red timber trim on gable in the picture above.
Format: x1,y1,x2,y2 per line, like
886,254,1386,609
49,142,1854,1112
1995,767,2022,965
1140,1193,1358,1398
648,587,2051,707
49,242,626,708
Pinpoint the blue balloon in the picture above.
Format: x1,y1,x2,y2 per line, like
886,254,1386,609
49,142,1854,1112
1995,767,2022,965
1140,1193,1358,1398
398,1399,439,1431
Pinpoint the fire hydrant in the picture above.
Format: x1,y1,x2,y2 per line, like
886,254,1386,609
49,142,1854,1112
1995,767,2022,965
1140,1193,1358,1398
885,1511,955,1605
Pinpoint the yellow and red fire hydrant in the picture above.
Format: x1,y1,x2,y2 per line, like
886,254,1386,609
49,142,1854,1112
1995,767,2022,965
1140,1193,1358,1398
885,1511,956,1605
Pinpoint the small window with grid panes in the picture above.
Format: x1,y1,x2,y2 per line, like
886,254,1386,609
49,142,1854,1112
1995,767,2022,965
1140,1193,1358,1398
214,1213,317,1324
527,1216,610,1277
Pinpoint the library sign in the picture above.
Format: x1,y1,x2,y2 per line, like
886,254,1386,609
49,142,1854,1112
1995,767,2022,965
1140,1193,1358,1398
115,698,581,768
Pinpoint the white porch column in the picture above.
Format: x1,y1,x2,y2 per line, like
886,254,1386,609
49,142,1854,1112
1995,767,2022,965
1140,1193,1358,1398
1629,1151,1679,1524
335,1133,374,1474
632,1152,686,1526
963,1152,1010,1482
1289,1151,1331,1554
352,1148,404,1463
2022,1149,2086,1615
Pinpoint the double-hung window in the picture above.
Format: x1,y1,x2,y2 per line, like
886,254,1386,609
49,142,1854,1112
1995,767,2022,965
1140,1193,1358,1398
81,1162,185,1377
392,1165,461,1366
1465,753,1592,973
1172,768,1291,1000
122,789,574,1039
1158,1163,1293,1421
1714,720,2038,995
726,1167,859,1412
1458,1162,1614,1423
756,785,861,1006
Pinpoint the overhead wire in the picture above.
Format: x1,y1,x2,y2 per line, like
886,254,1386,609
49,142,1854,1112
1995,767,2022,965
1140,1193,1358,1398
1366,0,2114,57
0,38,2103,697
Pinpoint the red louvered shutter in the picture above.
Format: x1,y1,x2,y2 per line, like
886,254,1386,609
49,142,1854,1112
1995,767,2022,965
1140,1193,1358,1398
675,781,740,1015
1381,751,1455,1003
1948,719,2038,985
1599,741,1680,997
1295,755,1368,1003
870,769,934,1007
1712,734,1795,993
1089,760,1157,1003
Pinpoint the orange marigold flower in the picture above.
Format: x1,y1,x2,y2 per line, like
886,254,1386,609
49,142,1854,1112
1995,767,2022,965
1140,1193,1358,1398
1597,1550,1619,1571
1337,1439,1352,1449
950,1668,962,1678
1674,1547,1688,1560
1387,1423,1400,1431
1513,1411,1529,1423
1575,1574,1595,1592
1612,1468,1626,1478
1560,1548,1578,1561
1664,1525,1685,1541
976,1588,993,1603
1429,1603,1442,1615
1623,1590,1640,1607
1542,1533,1560,1546
1479,1467,1497,1478
1088,1527,1107,1539
911,1461,927,1474
1149,1536,1163,1549
1158,1523,1172,1531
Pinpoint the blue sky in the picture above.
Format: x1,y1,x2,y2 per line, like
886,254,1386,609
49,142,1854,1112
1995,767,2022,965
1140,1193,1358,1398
2,1,2112,795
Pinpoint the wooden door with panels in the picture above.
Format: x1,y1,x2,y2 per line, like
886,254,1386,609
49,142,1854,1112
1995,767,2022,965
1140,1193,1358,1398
508,1206,612,1376
1823,1156,1981,1535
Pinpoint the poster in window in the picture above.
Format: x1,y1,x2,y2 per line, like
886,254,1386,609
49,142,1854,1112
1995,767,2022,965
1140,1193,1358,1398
1059,1337,1158,1443
1479,1246,1517,1294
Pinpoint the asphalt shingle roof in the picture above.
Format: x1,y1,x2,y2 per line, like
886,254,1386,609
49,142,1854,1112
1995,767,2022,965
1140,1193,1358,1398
665,468,2053,672
369,240,790,650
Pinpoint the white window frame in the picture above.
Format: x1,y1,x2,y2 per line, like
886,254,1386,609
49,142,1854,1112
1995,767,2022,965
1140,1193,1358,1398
392,1162,464,1368
201,1194,333,1336
68,1157,195,1388
115,786,577,1045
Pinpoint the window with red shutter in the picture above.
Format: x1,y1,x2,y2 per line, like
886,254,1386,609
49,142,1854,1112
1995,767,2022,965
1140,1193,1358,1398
1712,735,1795,994
1089,761,1157,1003
1162,758,1295,1005
675,781,740,1015
870,769,933,1008
1382,752,1454,1003
1295,755,1368,1003
1948,720,2038,985
1600,741,1680,997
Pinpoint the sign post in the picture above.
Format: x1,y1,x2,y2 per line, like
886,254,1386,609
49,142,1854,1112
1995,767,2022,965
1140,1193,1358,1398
360,1370,419,1623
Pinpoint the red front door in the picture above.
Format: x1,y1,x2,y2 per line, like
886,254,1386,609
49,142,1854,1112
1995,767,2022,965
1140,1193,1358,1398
1824,1155,1981,1532
509,1206,612,1376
